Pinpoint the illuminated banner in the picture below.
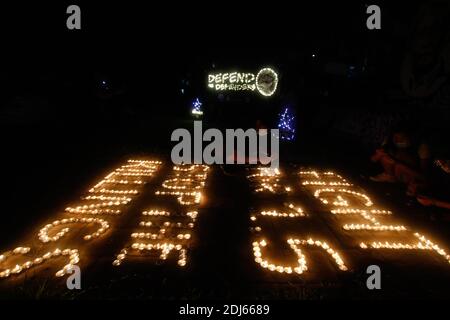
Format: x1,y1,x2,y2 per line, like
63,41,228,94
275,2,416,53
207,67,279,97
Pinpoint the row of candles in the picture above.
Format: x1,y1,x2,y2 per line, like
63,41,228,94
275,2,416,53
251,238,347,274
0,247,80,279
113,165,209,268
250,203,305,222
138,221,195,228
248,167,450,277
66,160,162,215
0,159,162,279
300,171,352,187
300,170,450,265
38,217,110,242
247,167,348,275
247,167,291,194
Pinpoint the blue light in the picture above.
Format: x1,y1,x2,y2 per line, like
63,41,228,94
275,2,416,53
278,106,296,141
191,97,203,116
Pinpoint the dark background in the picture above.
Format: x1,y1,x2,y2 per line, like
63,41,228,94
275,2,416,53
0,0,449,279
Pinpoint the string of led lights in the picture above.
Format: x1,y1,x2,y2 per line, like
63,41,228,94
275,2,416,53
278,107,296,141
191,97,203,116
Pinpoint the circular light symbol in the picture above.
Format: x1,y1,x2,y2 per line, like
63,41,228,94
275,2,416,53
256,68,278,97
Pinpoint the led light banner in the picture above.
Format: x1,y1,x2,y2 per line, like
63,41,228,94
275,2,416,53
207,67,279,97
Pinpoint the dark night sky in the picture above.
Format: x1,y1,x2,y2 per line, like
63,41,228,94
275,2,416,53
0,0,446,109
1,1,392,66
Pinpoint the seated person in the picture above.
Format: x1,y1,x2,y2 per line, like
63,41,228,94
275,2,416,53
416,159,450,210
370,124,431,196
225,119,269,165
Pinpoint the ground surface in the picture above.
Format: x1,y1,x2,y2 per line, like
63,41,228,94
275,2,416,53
1,115,450,300
1,156,450,299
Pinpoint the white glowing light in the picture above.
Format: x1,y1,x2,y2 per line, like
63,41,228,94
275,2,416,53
255,68,278,97
207,67,278,97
